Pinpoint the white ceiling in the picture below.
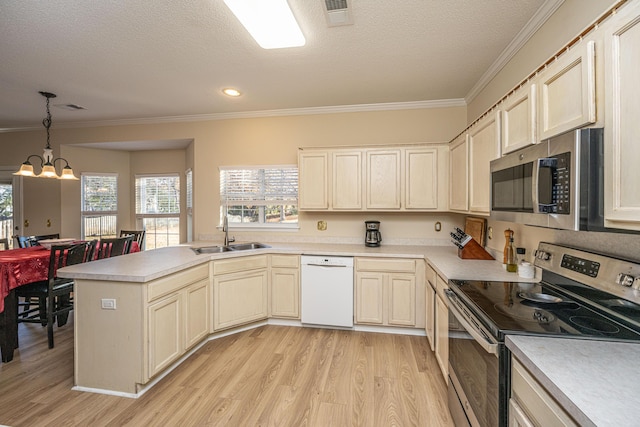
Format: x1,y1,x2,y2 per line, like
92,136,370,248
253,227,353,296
0,0,556,131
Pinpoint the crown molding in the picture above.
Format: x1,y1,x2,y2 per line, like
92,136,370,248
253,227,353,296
0,98,467,133
464,0,565,104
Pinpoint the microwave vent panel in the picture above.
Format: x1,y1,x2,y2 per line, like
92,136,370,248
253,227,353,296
324,0,353,27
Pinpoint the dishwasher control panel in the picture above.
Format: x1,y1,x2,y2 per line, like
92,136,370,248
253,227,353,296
301,255,354,267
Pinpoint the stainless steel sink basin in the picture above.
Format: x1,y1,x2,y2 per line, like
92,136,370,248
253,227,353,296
228,242,271,251
191,246,234,254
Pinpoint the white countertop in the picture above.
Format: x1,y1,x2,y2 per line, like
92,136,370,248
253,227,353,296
58,241,538,283
506,335,640,427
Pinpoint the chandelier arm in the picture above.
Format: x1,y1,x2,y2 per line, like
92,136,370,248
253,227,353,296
24,154,45,167
52,157,72,168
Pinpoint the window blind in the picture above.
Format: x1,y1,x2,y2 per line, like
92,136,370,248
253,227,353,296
135,175,180,214
82,174,117,212
220,166,298,206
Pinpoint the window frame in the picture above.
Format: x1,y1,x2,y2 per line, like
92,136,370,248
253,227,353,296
219,165,299,231
80,173,118,240
135,173,181,249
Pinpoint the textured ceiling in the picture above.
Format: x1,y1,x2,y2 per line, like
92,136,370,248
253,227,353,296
0,0,551,130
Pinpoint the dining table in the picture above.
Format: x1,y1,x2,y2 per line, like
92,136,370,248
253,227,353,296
0,241,140,363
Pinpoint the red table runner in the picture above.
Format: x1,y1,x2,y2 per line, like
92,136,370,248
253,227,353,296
0,246,50,313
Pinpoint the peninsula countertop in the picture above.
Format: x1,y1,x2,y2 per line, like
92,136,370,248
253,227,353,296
506,335,640,427
58,241,538,283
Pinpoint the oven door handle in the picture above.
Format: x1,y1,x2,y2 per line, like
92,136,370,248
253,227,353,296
445,290,499,355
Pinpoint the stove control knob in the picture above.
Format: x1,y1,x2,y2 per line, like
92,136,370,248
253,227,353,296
535,250,551,261
633,277,640,290
616,273,635,287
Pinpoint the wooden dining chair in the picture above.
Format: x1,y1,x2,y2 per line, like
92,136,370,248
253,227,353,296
33,233,61,244
119,230,145,250
0,237,9,250
16,241,94,348
96,235,134,259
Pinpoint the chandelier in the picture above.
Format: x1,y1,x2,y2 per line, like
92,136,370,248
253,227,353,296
14,91,78,180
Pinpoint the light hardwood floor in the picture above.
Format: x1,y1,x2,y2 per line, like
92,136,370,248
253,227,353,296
0,316,454,426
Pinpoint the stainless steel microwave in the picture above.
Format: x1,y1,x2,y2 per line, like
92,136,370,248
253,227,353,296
490,128,609,231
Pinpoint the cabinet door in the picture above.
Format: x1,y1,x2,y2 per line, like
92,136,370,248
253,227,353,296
435,294,448,380
502,83,537,154
271,267,300,318
405,148,438,209
148,293,182,377
449,133,469,212
509,399,535,427
425,279,436,352
333,150,362,209
388,274,416,326
298,151,329,210
184,279,209,350
355,272,384,324
538,40,596,140
214,269,268,331
365,149,401,209
604,3,640,231
469,111,501,215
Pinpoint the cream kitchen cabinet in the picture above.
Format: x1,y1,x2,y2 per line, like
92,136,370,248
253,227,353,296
147,276,209,377
355,257,425,328
510,357,578,427
332,150,363,209
270,254,300,319
405,147,439,210
434,273,449,380
603,1,640,231
425,263,437,351
468,111,501,215
213,255,269,331
298,150,329,210
538,40,596,140
365,148,401,209
449,132,469,212
501,83,537,154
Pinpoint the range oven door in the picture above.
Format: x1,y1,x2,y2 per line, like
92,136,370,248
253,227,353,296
446,289,501,427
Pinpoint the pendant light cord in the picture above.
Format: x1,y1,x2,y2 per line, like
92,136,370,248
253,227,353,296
42,93,52,150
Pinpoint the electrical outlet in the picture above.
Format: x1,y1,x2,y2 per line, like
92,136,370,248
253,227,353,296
101,298,116,310
317,220,327,231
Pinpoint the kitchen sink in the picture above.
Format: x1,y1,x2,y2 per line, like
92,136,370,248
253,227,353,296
191,246,234,254
227,242,271,251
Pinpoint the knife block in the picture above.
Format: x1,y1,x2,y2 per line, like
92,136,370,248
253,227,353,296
458,238,495,260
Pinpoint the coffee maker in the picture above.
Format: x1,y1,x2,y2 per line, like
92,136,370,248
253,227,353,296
365,221,382,247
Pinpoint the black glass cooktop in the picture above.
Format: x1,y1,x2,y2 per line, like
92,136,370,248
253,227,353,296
448,279,640,342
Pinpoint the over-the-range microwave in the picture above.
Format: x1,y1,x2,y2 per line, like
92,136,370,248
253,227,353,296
490,127,619,232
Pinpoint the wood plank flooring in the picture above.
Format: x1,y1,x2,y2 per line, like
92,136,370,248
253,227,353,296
0,316,454,426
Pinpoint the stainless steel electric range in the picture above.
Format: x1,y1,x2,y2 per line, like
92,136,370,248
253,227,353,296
446,242,640,427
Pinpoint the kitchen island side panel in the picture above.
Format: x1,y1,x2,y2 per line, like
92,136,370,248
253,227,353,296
74,278,145,394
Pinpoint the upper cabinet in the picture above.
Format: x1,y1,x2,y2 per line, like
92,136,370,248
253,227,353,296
501,83,537,154
603,1,640,231
538,40,597,140
298,151,329,210
299,144,449,212
468,111,501,215
449,133,469,213
365,149,401,210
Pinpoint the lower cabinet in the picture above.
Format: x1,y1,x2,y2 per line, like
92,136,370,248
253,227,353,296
213,255,269,331
434,274,449,380
147,278,209,378
354,257,424,328
270,254,300,319
425,264,437,351
510,357,578,427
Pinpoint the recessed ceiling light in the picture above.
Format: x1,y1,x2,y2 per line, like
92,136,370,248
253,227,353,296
223,0,305,49
222,88,242,97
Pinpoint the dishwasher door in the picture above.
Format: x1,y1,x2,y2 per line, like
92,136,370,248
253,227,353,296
301,255,354,328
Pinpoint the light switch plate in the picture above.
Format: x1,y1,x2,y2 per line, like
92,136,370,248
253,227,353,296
101,298,116,310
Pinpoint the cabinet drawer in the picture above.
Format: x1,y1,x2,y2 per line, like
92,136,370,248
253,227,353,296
356,257,416,273
511,358,578,426
426,264,437,290
148,264,209,302
436,274,448,301
270,254,299,269
213,255,268,275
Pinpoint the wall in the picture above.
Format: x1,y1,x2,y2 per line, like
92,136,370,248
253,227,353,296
0,106,466,245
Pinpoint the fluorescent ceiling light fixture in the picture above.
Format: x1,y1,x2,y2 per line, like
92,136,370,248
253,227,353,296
222,88,242,97
224,0,305,49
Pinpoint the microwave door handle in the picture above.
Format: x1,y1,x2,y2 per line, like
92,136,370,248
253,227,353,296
532,158,542,214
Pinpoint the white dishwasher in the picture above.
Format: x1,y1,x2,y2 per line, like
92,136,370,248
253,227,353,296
301,255,354,328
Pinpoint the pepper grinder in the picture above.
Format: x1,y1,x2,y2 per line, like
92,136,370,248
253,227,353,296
503,229,514,264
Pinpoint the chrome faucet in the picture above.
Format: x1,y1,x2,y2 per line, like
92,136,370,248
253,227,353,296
223,215,235,246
